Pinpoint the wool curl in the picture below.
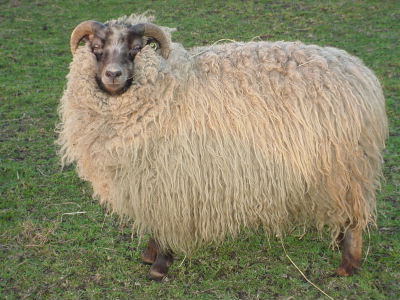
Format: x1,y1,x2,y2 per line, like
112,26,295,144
57,14,388,254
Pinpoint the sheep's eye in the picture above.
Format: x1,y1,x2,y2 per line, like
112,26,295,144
129,46,141,58
149,41,158,50
92,45,103,55
92,45,103,61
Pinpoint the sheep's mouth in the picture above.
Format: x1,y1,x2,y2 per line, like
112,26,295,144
96,76,133,95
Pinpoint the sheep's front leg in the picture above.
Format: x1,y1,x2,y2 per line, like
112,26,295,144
336,227,362,276
141,238,158,265
149,251,174,281
142,238,174,280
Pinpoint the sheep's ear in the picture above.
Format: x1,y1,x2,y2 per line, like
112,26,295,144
70,21,106,55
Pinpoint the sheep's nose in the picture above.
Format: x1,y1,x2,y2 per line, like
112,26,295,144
105,70,122,79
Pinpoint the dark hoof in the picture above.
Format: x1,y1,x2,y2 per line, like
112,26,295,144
148,269,167,281
141,251,157,265
335,265,358,277
149,264,168,281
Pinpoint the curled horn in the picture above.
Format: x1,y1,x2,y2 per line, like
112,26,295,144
70,20,106,55
129,23,172,59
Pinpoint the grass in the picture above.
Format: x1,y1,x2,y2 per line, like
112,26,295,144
0,0,399,299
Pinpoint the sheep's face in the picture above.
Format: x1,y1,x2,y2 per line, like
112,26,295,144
91,26,142,95
70,21,171,95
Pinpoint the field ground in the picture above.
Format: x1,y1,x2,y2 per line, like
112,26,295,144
0,0,399,299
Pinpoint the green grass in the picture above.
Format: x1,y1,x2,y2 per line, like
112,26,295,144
1,0,399,299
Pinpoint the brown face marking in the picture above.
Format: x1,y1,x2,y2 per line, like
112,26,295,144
90,26,144,95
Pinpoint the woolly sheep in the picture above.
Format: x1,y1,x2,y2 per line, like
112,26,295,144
57,14,388,280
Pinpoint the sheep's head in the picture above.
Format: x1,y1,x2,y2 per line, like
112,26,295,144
70,21,171,95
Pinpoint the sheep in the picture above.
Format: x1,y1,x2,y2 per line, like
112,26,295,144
57,13,388,280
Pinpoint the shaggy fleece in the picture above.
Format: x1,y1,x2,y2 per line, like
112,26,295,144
57,14,388,254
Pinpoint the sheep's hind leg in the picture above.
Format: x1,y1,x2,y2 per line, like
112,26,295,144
336,227,362,276
142,238,158,265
